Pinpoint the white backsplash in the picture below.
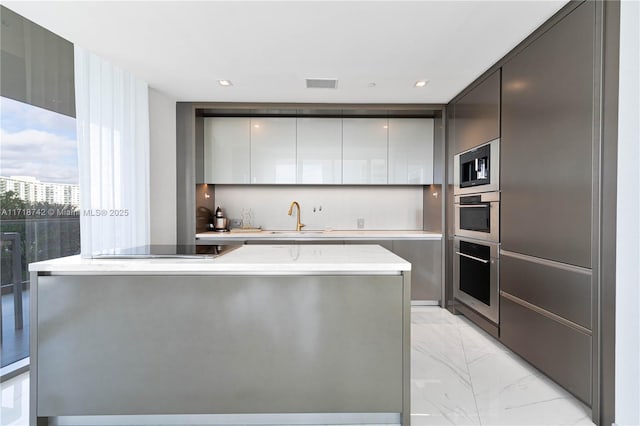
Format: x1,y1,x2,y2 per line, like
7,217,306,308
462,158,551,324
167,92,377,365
214,185,424,231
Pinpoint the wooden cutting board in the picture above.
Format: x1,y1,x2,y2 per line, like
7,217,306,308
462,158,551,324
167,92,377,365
230,228,262,233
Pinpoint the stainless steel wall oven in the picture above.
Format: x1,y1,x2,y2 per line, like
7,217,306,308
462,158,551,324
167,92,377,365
453,140,501,325
453,237,499,324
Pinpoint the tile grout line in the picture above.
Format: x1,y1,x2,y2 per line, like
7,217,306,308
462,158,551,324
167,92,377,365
457,319,483,426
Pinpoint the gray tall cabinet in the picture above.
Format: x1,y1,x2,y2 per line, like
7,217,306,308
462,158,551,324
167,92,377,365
499,1,596,405
453,69,500,153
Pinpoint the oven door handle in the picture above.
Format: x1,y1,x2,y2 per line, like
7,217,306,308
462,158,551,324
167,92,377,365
458,204,490,208
455,251,490,264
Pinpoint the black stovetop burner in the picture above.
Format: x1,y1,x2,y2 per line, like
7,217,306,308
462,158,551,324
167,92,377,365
91,244,241,259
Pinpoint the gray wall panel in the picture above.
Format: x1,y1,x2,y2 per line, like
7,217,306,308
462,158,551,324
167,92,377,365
501,254,592,329
433,110,445,184
195,183,215,233
501,1,595,268
423,184,442,233
176,103,196,244
445,105,455,311
599,1,620,423
195,115,204,184
500,296,592,404
424,109,444,233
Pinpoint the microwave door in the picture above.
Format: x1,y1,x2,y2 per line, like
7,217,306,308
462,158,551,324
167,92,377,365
459,204,491,232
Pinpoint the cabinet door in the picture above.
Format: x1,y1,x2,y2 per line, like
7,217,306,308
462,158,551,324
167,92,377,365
297,118,342,184
453,70,500,153
250,118,296,184
500,296,591,404
392,240,442,301
501,1,594,267
203,117,250,183
342,118,388,184
388,119,434,184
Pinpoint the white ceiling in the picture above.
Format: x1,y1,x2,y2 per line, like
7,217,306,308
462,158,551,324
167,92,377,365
3,1,567,104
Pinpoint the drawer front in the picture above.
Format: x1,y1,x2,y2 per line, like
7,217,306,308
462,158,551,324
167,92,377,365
500,296,591,404
501,253,592,329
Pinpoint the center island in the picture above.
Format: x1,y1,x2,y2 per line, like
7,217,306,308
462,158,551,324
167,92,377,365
29,244,411,426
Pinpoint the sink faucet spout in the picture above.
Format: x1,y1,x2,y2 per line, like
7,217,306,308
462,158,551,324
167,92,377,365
287,201,305,232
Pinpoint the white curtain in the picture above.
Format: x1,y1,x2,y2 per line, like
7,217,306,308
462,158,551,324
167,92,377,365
74,46,150,257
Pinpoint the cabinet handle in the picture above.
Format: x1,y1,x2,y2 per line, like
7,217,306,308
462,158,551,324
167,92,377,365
455,251,489,264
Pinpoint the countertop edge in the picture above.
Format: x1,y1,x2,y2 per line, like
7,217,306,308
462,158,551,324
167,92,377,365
28,245,412,274
196,231,443,240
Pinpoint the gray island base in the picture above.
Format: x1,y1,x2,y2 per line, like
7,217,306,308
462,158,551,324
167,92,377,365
29,245,411,426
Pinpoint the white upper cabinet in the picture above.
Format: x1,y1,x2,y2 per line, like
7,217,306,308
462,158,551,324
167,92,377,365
204,116,433,186
203,117,250,184
250,117,296,184
342,118,388,184
388,118,434,184
296,118,342,184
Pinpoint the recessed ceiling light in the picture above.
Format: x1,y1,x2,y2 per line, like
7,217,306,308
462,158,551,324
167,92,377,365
414,80,428,88
383,125,388,129
253,124,260,129
218,80,233,87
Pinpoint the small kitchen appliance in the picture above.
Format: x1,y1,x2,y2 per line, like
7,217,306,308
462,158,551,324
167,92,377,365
454,191,500,243
213,206,229,232
453,139,501,326
454,139,500,195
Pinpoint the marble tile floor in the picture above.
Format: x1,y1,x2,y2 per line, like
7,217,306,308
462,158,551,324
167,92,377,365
410,306,594,426
1,306,594,426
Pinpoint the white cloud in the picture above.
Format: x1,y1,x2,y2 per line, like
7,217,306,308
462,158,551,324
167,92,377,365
1,97,76,136
0,128,78,184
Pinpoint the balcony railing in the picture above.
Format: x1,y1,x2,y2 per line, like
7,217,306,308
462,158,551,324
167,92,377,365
1,217,80,367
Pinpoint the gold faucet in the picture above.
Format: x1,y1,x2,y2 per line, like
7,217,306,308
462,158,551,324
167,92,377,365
287,201,305,231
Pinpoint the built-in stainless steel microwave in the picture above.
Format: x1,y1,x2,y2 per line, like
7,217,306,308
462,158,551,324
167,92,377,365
454,139,500,195
454,191,500,243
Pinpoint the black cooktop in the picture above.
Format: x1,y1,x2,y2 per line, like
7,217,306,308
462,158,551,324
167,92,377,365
91,244,241,259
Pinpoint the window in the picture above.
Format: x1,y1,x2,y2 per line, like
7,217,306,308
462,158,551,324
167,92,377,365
0,96,80,368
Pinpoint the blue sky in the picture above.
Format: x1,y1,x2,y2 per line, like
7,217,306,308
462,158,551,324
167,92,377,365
0,96,79,184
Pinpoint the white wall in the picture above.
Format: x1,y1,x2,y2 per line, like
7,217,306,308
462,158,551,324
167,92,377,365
148,88,177,244
615,1,640,425
215,185,424,231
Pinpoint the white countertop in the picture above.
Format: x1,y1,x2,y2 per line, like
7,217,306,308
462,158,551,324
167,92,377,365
29,244,411,274
196,229,442,241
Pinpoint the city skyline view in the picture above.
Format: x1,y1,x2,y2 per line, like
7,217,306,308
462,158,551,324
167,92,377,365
1,175,80,207
0,96,79,185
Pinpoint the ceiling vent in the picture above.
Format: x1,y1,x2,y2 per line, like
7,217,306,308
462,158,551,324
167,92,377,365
305,78,338,89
